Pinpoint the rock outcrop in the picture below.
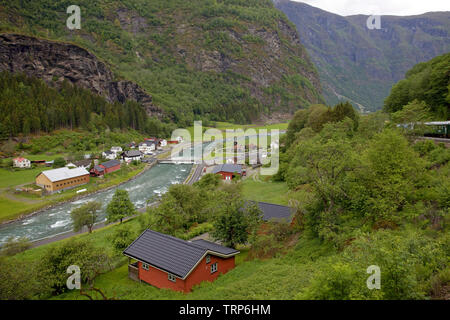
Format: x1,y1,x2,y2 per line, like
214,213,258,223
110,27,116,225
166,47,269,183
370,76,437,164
0,33,162,117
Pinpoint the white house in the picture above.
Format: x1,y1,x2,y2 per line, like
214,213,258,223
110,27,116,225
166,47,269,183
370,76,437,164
122,150,143,163
138,142,156,155
102,151,116,160
111,146,123,154
13,157,31,168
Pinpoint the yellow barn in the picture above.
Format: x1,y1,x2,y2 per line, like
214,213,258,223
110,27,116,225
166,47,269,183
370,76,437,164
36,167,90,194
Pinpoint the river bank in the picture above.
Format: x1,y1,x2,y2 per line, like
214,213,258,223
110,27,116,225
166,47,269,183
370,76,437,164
0,162,154,227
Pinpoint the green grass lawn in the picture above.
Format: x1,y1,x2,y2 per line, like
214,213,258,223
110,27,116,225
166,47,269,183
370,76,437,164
241,177,290,206
0,167,52,189
0,196,43,222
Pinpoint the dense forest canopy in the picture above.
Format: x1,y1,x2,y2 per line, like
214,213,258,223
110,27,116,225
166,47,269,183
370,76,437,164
383,53,450,120
0,72,173,138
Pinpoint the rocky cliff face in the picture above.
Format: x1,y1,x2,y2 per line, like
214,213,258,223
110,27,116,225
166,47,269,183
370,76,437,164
0,34,162,117
274,1,450,112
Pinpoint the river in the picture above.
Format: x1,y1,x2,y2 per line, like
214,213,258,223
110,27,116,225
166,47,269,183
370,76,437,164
0,163,192,245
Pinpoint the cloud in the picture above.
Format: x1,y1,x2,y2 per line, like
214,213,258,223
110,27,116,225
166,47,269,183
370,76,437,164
292,0,450,16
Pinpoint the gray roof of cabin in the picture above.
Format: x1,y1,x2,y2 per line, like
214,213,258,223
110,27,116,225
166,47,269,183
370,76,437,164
256,202,294,222
93,165,104,172
211,164,243,174
123,229,239,278
101,159,120,169
191,239,239,255
123,150,142,157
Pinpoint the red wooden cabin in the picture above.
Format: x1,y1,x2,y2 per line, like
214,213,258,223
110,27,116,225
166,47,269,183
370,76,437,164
124,230,239,293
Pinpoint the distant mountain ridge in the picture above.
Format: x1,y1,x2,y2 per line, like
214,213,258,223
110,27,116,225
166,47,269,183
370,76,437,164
274,1,450,112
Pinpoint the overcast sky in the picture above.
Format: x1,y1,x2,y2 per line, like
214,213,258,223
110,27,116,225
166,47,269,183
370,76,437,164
293,0,450,16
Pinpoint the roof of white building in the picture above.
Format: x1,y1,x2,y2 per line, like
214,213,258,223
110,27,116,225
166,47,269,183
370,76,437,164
39,167,89,182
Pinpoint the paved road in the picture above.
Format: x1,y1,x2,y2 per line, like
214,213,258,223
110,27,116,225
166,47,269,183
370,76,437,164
186,163,205,185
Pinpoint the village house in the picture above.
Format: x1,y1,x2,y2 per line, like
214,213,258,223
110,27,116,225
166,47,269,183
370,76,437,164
102,150,116,160
124,230,239,293
211,164,245,181
36,167,90,194
13,157,31,169
73,159,94,170
111,146,123,155
90,165,105,177
101,160,121,174
122,150,143,163
139,142,156,155
90,159,121,176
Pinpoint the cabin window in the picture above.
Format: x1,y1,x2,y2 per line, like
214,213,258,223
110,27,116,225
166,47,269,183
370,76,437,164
142,263,149,271
211,263,218,274
206,255,211,264
168,274,176,282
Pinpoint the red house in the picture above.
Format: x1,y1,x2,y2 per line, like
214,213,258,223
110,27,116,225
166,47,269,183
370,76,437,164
124,230,239,293
211,164,243,181
90,160,121,176
101,160,121,174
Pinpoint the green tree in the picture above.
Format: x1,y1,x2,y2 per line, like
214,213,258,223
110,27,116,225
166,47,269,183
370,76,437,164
0,257,51,300
108,224,137,255
70,201,101,233
211,199,263,249
106,189,136,224
391,99,432,124
194,173,222,189
52,157,66,168
38,239,110,294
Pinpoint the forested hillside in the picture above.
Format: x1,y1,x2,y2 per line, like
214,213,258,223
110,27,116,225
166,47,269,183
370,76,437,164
384,53,450,120
274,1,450,113
0,0,324,125
0,72,174,138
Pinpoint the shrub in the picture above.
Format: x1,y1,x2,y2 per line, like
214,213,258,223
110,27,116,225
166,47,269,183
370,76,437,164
38,239,111,294
0,237,32,256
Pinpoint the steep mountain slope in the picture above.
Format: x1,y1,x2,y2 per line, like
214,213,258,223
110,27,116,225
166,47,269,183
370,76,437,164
384,52,450,119
0,0,324,125
274,0,450,112
0,34,162,118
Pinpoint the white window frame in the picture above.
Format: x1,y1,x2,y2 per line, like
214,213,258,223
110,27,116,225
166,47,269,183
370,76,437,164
206,255,211,264
211,262,218,274
142,263,150,271
168,273,176,282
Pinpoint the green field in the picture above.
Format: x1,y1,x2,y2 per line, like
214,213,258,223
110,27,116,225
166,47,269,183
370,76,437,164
0,196,43,222
0,167,53,189
241,177,290,206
